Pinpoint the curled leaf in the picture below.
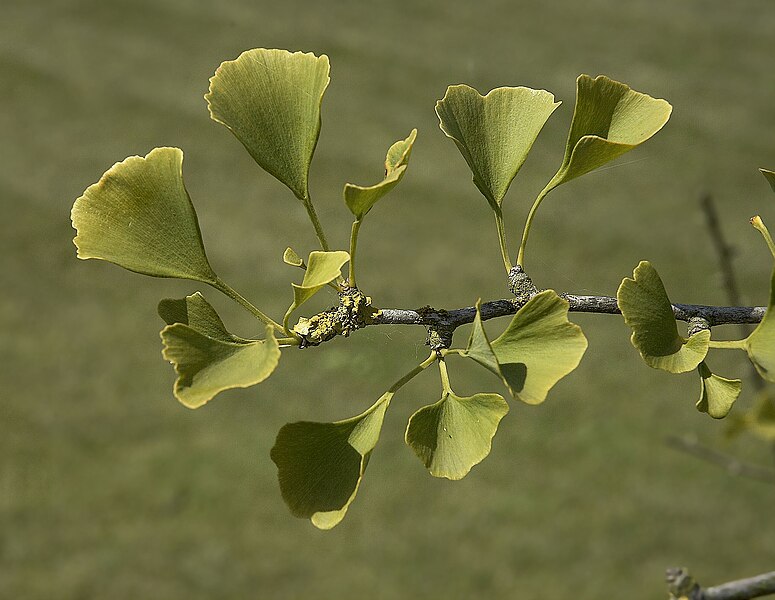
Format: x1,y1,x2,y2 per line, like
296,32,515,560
617,261,709,373
206,48,330,200
71,147,216,283
289,250,349,313
490,291,588,404
745,268,775,381
696,362,741,419
405,391,508,480
159,292,248,342
344,129,417,219
160,293,280,408
282,247,304,267
271,393,391,529
546,75,671,190
436,84,560,210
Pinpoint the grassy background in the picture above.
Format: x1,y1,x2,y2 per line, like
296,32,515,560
2,0,775,597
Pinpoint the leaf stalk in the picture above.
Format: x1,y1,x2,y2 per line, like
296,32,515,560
517,183,552,267
212,278,285,334
493,208,512,273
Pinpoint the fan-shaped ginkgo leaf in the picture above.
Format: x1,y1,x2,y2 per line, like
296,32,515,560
206,48,330,201
160,305,280,409
71,147,216,283
436,84,560,210
405,391,508,480
696,362,742,419
271,393,391,529
546,75,671,190
490,290,588,404
344,129,417,219
617,261,709,373
745,268,775,382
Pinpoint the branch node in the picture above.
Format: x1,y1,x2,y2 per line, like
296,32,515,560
666,567,702,600
508,265,538,302
293,286,379,347
687,316,711,337
416,306,455,352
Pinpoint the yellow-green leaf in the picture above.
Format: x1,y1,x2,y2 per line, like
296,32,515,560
436,84,560,210
344,129,416,219
71,147,216,283
161,306,280,409
546,75,671,190
491,291,588,405
761,168,775,193
159,292,247,343
617,261,709,373
696,362,741,419
282,247,304,267
405,391,508,480
270,393,391,529
290,250,349,312
206,48,330,201
461,300,500,377
745,268,775,381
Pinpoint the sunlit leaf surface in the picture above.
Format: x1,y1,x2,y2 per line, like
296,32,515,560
546,75,671,190
72,147,216,283
344,130,416,219
696,362,741,419
290,251,349,312
206,48,330,200
405,391,508,480
491,291,588,404
436,84,559,209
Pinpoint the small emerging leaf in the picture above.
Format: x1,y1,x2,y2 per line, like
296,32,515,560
761,168,775,193
546,75,671,190
291,250,349,312
405,391,508,480
696,362,741,419
72,147,216,283
206,48,330,200
491,291,588,404
745,268,775,381
436,84,560,210
271,393,391,529
344,129,417,219
617,261,709,373
160,294,280,408
283,247,304,267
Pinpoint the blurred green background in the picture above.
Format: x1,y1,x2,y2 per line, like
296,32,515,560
3,0,775,597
